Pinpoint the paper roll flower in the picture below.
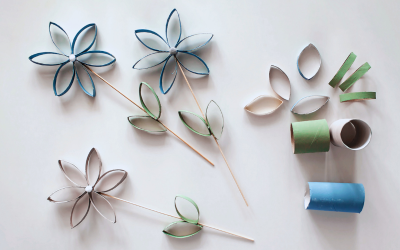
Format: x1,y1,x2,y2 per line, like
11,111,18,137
244,95,283,115
178,100,224,140
133,9,213,94
127,82,167,132
163,195,203,238
47,148,127,228
29,22,116,97
304,182,365,213
297,43,322,80
291,119,330,154
290,95,330,115
329,119,372,150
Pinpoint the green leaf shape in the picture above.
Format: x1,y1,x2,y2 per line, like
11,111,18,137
162,221,203,238
205,100,224,140
175,195,200,224
127,115,167,132
178,111,211,137
139,82,162,120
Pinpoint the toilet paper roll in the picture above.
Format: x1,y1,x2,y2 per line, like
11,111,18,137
304,182,365,213
329,119,372,150
291,119,330,154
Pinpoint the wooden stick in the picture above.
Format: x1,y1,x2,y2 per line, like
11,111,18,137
83,65,214,166
101,193,254,242
175,59,249,206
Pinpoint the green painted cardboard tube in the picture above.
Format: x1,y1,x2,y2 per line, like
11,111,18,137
328,52,357,88
291,119,330,154
339,62,371,92
340,92,376,102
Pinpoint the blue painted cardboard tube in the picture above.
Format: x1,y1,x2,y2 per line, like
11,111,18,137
304,182,365,213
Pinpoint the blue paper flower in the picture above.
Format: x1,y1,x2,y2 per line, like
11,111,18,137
29,22,116,97
133,9,213,94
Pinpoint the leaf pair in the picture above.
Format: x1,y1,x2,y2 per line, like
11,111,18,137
127,82,167,132
163,195,203,238
178,100,224,140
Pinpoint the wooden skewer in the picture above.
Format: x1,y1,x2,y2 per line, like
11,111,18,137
175,59,249,206
101,193,254,242
83,65,214,166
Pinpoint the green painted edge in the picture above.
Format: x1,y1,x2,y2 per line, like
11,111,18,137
175,195,200,224
328,52,357,88
162,221,203,238
340,92,376,102
178,111,211,137
127,115,167,132
339,62,371,92
206,100,225,140
139,82,162,120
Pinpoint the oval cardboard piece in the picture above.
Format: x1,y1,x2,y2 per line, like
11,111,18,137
291,95,329,115
297,43,322,80
244,95,283,116
269,65,291,101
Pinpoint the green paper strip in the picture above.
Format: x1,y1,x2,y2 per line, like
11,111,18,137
328,52,357,88
178,111,211,136
291,119,330,154
340,92,376,102
139,82,162,120
339,62,371,92
163,221,203,238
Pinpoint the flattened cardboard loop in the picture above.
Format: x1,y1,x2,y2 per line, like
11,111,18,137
175,51,210,75
72,23,97,56
290,95,330,115
339,62,371,92
340,92,376,102
135,29,169,52
328,52,357,88
291,119,330,154
29,52,68,66
297,43,322,80
49,22,72,56
244,95,283,115
160,55,178,94
70,193,91,228
206,100,224,140
176,33,214,52
305,182,365,213
85,148,102,186
90,192,116,223
165,8,182,47
94,169,128,193
133,51,170,70
269,65,291,100
75,62,96,97
58,160,87,187
127,115,167,133
78,51,116,67
163,221,203,238
139,82,162,120
53,62,76,96
178,111,211,137
47,186,85,203
329,119,372,150
175,195,200,224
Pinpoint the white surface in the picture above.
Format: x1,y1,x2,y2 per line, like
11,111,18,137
0,0,399,249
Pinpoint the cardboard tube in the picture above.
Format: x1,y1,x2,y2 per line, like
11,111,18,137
290,119,330,154
304,182,365,213
329,119,372,150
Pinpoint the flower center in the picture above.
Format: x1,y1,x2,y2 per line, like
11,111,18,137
169,47,178,55
69,54,76,62
85,186,93,193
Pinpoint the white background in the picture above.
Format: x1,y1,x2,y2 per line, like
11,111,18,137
1,0,399,249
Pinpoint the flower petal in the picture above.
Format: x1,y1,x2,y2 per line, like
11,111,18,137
178,111,211,137
127,115,167,133
297,43,322,80
75,62,96,97
206,100,224,140
29,52,68,66
58,160,87,187
78,51,116,67
49,22,72,55
139,82,162,120
176,52,209,75
159,55,177,94
70,193,90,228
94,169,128,193
269,65,291,101
85,148,102,186
174,195,200,224
163,221,203,238
133,51,169,70
244,95,283,116
177,33,213,52
135,29,169,52
291,95,330,115
47,186,85,203
165,9,182,47
90,192,116,223
53,62,75,96
72,23,97,56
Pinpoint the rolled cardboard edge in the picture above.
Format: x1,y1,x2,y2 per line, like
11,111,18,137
330,119,372,150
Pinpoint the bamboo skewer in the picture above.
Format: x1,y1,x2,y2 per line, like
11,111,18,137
175,59,249,206
83,65,214,166
101,193,254,241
